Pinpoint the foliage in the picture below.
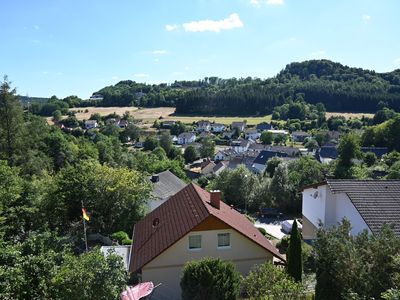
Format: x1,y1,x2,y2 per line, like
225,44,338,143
143,135,159,151
242,262,305,300
111,231,132,245
260,131,273,145
287,221,303,282
180,257,241,300
314,219,400,300
199,136,215,158
335,133,361,178
184,145,197,163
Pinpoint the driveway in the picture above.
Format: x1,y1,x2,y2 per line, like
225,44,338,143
255,217,288,240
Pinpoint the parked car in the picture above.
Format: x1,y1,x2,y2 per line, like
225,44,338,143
281,219,302,233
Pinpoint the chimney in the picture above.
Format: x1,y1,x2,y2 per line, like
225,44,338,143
151,175,159,183
210,190,221,209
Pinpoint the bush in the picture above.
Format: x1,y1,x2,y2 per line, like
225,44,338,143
242,262,305,299
257,227,267,236
180,257,241,300
111,231,131,245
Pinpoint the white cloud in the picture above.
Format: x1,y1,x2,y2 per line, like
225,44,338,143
266,0,284,5
250,0,261,7
165,24,179,31
152,50,168,55
154,58,159,62
394,58,400,65
182,13,243,33
310,50,326,58
34,25,40,30
134,73,149,78
362,14,371,21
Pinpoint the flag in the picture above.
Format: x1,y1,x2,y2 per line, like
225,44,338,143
82,208,90,221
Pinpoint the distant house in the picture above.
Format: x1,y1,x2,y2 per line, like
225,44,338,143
316,146,389,164
118,120,129,128
231,138,251,153
89,93,103,101
248,143,268,153
129,184,284,300
252,150,288,173
222,131,235,140
267,129,289,137
161,120,176,128
245,129,261,140
213,161,228,175
84,120,98,130
211,123,225,133
106,118,120,126
200,159,216,176
267,146,301,157
302,179,400,241
171,135,178,144
231,121,246,132
256,123,273,132
147,170,186,211
291,131,311,143
178,132,196,145
198,131,215,139
214,149,236,161
196,121,211,132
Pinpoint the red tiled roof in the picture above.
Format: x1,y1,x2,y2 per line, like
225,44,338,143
129,183,284,273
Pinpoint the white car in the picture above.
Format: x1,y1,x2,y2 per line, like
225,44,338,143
281,219,302,234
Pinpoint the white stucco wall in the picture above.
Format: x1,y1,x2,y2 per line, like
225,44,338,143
141,228,273,300
302,185,371,239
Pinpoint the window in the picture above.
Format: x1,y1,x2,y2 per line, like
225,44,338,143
217,233,231,248
188,235,202,250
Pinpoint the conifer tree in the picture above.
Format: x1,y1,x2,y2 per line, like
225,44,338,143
287,220,302,282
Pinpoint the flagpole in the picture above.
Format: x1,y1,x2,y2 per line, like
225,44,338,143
82,200,88,252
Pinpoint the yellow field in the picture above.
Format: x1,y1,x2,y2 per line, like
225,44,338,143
325,112,374,120
67,106,272,126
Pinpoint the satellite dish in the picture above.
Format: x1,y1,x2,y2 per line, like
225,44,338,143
152,218,160,228
312,191,319,199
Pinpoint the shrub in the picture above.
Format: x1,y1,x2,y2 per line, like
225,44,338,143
242,262,305,300
257,227,267,236
180,257,241,300
111,231,131,245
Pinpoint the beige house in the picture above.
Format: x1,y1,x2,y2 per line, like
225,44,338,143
129,184,284,300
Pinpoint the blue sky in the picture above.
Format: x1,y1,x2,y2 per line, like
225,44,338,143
2,0,400,98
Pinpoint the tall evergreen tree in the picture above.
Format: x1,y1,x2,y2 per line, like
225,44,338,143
287,220,302,282
0,76,24,165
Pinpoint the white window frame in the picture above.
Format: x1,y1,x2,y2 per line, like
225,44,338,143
217,233,231,249
188,234,202,251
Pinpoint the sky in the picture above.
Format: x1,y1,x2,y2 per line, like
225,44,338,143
1,0,400,98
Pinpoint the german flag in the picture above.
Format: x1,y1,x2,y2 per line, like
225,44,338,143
82,208,90,221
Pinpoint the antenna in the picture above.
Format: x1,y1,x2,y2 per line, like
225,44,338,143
312,190,319,199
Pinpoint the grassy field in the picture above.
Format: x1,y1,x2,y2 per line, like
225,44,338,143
166,114,272,125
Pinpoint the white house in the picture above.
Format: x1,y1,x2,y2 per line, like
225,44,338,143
214,149,236,161
231,121,246,132
84,120,98,130
129,184,284,300
196,121,211,132
211,123,225,133
245,129,261,140
231,138,250,153
178,132,196,145
302,180,400,241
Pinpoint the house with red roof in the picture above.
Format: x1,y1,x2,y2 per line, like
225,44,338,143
129,183,284,300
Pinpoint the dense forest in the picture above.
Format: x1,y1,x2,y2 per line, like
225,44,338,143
91,60,400,115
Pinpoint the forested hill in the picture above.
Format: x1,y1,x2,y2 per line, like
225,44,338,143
94,60,400,115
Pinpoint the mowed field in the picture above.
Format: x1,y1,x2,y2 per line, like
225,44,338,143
64,107,372,127
68,106,272,125
325,112,374,119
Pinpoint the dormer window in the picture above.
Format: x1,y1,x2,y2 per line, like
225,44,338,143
217,233,231,248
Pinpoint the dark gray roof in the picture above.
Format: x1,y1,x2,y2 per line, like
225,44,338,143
256,123,272,131
327,179,400,237
253,150,288,165
317,146,389,160
148,170,186,200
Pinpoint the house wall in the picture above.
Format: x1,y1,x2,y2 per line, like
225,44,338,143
302,185,371,240
141,228,273,300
